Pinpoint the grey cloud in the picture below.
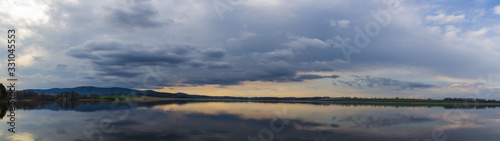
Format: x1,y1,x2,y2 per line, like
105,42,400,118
65,40,337,88
181,73,332,86
337,80,362,88
336,75,437,90
203,49,225,59
65,40,193,82
107,0,164,29
33,56,44,61
330,75,340,79
66,40,189,66
99,52,187,65
56,64,68,70
207,62,231,69
296,74,339,80
264,49,294,61
183,78,243,86
94,65,141,78
189,61,204,68
296,74,324,80
285,36,331,49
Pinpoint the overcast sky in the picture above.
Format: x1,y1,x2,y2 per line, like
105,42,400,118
1,0,500,99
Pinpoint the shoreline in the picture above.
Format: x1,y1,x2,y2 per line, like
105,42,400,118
2,96,500,106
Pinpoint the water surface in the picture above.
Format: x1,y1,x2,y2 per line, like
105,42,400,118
0,101,499,141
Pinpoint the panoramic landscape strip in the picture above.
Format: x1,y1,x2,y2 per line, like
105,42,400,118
0,86,499,106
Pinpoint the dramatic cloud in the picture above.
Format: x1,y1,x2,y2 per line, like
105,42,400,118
0,0,499,98
66,40,190,66
64,39,336,87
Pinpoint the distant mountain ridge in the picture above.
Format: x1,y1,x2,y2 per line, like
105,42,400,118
24,86,163,95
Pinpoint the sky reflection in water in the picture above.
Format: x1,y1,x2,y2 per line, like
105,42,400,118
0,101,499,141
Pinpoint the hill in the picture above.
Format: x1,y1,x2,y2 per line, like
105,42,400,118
25,86,142,95
24,86,199,98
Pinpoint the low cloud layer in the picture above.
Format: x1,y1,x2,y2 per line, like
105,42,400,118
335,75,437,90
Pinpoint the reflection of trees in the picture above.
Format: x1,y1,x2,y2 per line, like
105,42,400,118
57,101,80,110
332,103,500,109
15,101,86,111
11,100,500,112
0,103,7,119
0,83,8,100
443,105,498,109
13,100,115,112
332,115,435,128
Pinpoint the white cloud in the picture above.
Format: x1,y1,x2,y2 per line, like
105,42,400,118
285,36,330,49
9,132,35,141
494,5,500,15
443,25,462,38
449,82,479,88
0,0,50,25
265,49,294,59
244,0,282,7
425,13,465,24
328,19,336,27
467,28,489,37
328,19,349,28
426,26,442,35
338,20,350,28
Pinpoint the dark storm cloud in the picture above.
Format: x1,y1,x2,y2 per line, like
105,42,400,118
182,78,242,86
107,0,164,29
65,40,193,81
175,61,336,86
99,52,187,65
94,65,141,78
180,72,330,86
296,74,339,80
207,62,231,69
66,40,189,66
336,75,437,90
203,49,225,59
296,74,324,80
330,75,340,79
65,40,334,87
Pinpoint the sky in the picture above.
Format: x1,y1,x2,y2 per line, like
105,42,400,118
1,0,500,99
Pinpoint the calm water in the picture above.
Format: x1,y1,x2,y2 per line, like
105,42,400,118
0,101,499,141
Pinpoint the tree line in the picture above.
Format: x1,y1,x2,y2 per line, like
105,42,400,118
4,90,117,101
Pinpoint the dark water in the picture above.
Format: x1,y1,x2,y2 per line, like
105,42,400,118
0,101,499,141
